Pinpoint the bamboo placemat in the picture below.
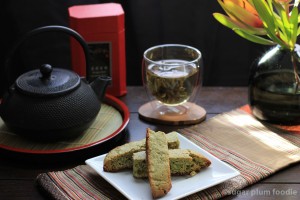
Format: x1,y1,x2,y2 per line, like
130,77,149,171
36,106,300,199
0,103,123,152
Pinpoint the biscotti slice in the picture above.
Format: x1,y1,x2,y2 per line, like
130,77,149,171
146,128,172,198
103,131,179,172
133,149,211,178
169,149,211,176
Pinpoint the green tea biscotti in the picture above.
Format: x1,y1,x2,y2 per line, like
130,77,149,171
146,128,172,198
103,131,179,172
133,149,211,178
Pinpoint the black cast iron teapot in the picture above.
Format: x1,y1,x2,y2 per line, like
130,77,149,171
0,26,111,140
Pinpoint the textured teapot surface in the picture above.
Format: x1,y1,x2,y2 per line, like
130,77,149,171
15,64,81,96
0,25,111,140
0,75,102,140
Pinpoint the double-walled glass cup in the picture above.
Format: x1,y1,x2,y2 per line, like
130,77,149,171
142,44,202,116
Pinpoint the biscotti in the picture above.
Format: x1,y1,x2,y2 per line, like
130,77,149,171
103,131,179,172
133,149,211,178
146,128,172,198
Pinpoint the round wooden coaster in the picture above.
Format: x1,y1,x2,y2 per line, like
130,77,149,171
138,101,206,125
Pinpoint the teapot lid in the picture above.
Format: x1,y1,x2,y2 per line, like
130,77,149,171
15,64,81,96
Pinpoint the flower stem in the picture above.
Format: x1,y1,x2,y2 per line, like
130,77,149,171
291,52,300,93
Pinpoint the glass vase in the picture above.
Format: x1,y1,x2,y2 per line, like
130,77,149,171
249,44,300,125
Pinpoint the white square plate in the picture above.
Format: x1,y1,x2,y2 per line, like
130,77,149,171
85,133,240,200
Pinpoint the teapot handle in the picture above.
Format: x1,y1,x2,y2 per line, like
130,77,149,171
4,25,91,89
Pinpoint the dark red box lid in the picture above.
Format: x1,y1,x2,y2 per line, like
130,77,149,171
68,3,124,33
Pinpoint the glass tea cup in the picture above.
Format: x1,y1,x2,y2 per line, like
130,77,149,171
142,44,202,115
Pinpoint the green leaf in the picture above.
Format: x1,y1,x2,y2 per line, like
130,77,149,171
252,0,274,28
273,13,284,31
265,28,287,48
233,28,276,45
213,13,266,35
278,30,288,44
267,0,273,11
290,5,299,48
252,0,287,48
273,1,291,47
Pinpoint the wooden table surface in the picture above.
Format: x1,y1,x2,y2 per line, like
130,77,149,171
0,86,299,200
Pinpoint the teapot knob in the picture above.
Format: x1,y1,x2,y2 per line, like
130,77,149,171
40,64,53,79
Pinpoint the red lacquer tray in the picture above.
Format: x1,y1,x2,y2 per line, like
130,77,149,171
0,94,130,162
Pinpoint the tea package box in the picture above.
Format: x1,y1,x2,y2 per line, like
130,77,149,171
68,3,127,97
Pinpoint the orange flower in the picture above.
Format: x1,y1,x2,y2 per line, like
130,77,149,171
219,0,263,28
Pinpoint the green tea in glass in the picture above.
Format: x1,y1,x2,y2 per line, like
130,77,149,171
142,44,202,116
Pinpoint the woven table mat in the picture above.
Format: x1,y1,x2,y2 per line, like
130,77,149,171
36,106,300,199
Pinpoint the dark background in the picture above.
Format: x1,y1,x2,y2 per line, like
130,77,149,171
0,0,268,97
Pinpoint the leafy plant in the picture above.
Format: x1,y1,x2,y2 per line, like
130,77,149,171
213,0,300,51
213,0,300,87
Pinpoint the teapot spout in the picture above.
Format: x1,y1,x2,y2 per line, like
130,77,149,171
90,76,112,102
